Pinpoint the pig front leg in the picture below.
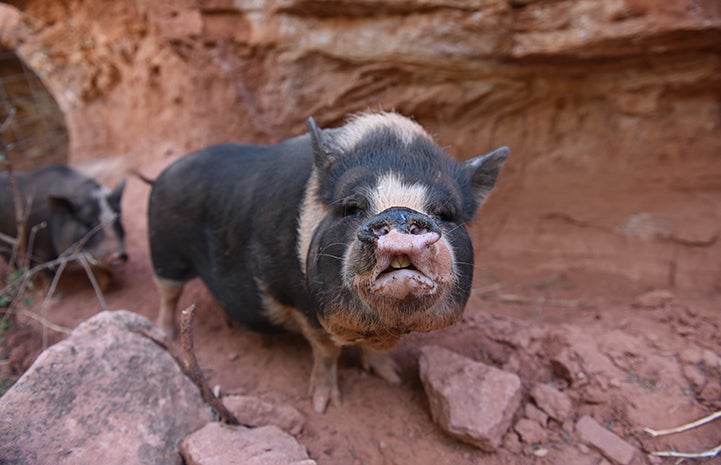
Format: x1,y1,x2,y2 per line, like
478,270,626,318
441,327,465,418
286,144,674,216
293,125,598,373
289,315,342,412
260,290,343,412
154,276,184,338
359,344,401,384
305,330,342,413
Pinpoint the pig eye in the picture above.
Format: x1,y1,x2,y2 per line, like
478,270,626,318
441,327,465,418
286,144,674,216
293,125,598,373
342,200,365,218
434,207,457,223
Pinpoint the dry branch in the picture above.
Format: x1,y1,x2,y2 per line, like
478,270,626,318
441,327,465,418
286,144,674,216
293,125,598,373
141,305,241,426
645,409,721,459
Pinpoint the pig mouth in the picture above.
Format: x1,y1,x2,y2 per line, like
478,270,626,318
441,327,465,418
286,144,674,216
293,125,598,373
372,253,439,300
86,251,129,270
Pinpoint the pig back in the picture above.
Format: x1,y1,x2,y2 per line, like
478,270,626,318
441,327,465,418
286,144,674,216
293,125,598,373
148,139,315,330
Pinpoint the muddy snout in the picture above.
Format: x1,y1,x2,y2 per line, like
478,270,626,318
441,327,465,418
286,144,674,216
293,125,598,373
105,250,129,268
357,207,453,300
89,240,128,270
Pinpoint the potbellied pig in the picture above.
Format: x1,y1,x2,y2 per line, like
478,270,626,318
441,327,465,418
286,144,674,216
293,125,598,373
0,164,127,286
148,112,509,412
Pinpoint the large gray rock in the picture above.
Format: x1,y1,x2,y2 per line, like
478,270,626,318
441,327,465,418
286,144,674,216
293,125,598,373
0,310,215,465
418,345,522,452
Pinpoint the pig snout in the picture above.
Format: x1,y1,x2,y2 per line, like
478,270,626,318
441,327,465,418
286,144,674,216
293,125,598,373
357,208,453,300
106,250,129,268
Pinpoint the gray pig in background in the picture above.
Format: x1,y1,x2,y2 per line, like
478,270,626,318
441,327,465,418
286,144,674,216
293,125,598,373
148,112,509,412
0,165,127,287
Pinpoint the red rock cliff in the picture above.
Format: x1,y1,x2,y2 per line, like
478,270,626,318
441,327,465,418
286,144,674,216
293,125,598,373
1,0,720,291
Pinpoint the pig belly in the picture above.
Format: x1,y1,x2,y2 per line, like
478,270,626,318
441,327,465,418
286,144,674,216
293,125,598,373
152,237,285,332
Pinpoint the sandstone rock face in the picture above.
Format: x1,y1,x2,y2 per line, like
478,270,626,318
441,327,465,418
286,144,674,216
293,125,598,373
418,345,522,451
1,0,720,292
0,311,215,465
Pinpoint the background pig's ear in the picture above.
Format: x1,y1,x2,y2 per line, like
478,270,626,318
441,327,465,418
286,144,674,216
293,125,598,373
109,178,126,208
47,195,76,216
48,195,75,213
307,116,337,172
464,146,510,205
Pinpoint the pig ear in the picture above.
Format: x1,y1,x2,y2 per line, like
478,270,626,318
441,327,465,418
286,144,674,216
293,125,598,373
307,116,337,172
464,146,510,204
47,195,76,216
109,178,126,207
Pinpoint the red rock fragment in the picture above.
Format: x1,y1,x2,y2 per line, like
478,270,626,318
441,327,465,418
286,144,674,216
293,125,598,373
418,345,522,452
631,289,674,309
181,422,316,465
223,394,306,435
514,418,548,445
530,383,573,422
576,415,637,465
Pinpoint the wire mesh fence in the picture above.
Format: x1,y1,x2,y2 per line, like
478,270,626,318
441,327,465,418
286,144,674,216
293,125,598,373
0,50,68,170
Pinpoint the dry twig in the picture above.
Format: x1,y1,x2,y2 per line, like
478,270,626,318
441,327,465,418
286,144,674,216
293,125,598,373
645,410,721,459
141,304,241,426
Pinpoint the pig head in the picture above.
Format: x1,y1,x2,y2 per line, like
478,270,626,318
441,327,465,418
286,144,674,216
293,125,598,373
300,114,509,352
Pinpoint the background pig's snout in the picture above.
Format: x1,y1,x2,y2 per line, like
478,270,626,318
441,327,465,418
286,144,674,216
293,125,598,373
106,250,129,268
357,207,441,245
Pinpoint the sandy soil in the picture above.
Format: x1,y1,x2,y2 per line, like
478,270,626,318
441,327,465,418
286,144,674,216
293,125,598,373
2,161,721,465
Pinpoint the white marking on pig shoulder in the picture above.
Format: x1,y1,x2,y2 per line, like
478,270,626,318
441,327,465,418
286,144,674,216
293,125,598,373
334,112,432,152
369,173,429,215
297,170,327,276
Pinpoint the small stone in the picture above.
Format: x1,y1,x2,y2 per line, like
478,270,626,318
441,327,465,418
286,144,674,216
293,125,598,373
530,383,573,422
702,349,721,375
502,431,523,454
631,289,674,309
533,448,549,457
419,345,522,452
223,394,306,435
525,403,549,426
576,415,637,465
679,347,703,365
515,418,548,444
699,380,721,402
682,364,707,392
181,422,316,465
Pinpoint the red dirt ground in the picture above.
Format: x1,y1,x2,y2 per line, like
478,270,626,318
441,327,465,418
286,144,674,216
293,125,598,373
2,158,721,465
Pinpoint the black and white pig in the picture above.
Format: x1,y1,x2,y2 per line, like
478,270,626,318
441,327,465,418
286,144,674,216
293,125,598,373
148,112,509,412
0,165,127,285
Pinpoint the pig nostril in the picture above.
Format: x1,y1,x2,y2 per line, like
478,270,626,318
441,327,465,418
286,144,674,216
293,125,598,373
408,224,424,235
358,223,391,243
375,225,390,236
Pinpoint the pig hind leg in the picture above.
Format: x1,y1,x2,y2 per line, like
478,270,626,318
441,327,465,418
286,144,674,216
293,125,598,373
154,276,184,338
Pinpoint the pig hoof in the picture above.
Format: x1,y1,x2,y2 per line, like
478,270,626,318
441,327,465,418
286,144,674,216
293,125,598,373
312,385,341,413
360,348,401,384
